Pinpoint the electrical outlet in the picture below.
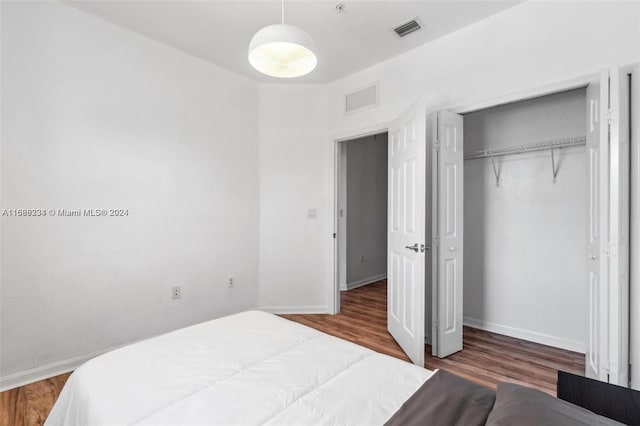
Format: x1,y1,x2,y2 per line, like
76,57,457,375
172,286,181,299
228,277,234,288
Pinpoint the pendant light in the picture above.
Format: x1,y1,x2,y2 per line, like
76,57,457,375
248,0,317,78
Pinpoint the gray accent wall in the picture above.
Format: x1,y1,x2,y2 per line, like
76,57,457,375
346,134,388,287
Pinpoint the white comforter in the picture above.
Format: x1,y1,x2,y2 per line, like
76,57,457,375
46,311,433,426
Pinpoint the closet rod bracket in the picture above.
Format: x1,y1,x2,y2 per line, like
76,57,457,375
491,157,500,187
551,148,559,183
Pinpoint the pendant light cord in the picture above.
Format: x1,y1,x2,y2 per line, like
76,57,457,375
281,0,284,24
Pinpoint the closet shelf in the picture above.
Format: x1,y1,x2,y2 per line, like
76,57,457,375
464,136,587,186
463,136,587,160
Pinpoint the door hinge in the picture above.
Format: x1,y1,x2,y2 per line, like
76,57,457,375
432,236,440,247
333,233,337,239
434,318,439,330
434,139,440,151
605,108,617,125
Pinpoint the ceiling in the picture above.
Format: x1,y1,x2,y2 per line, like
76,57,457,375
65,0,523,84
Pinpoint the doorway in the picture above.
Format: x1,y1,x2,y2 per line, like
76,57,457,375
336,132,389,303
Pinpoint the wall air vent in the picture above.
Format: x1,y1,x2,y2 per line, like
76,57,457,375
393,18,421,38
345,83,379,114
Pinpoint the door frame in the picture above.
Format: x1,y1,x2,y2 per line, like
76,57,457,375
446,69,632,381
448,74,595,115
631,64,640,391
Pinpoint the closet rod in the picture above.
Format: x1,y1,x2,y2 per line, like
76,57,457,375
464,136,586,160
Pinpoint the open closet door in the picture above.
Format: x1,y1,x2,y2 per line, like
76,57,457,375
585,72,608,381
387,102,427,367
607,67,630,387
585,68,630,385
431,111,464,358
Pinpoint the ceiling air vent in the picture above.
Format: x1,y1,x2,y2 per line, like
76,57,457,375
393,18,421,38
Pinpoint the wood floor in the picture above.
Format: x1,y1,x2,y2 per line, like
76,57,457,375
0,373,71,426
0,279,584,426
283,279,585,396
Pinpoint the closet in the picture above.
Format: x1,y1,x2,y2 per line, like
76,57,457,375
462,88,588,353
382,67,630,386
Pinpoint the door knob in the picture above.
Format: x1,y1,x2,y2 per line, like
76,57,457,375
590,254,597,260
449,246,456,252
405,243,419,252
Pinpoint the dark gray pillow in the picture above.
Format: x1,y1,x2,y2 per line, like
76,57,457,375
486,383,624,426
384,369,496,426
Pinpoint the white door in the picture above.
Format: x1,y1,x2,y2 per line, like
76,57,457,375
585,67,631,385
585,73,608,381
607,67,630,386
431,111,464,358
388,102,427,366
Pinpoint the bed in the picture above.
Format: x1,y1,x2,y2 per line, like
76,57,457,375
45,311,432,425
46,310,626,426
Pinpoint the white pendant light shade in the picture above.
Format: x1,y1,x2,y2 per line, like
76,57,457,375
248,24,317,78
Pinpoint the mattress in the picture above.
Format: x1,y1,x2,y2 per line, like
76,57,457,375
45,310,433,425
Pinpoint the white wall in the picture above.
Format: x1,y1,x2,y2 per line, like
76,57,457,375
345,134,387,288
463,89,587,352
257,1,640,316
0,1,259,388
257,85,331,313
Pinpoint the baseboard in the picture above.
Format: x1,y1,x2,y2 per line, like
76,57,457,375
344,273,387,291
259,305,328,314
463,316,586,353
0,345,118,392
